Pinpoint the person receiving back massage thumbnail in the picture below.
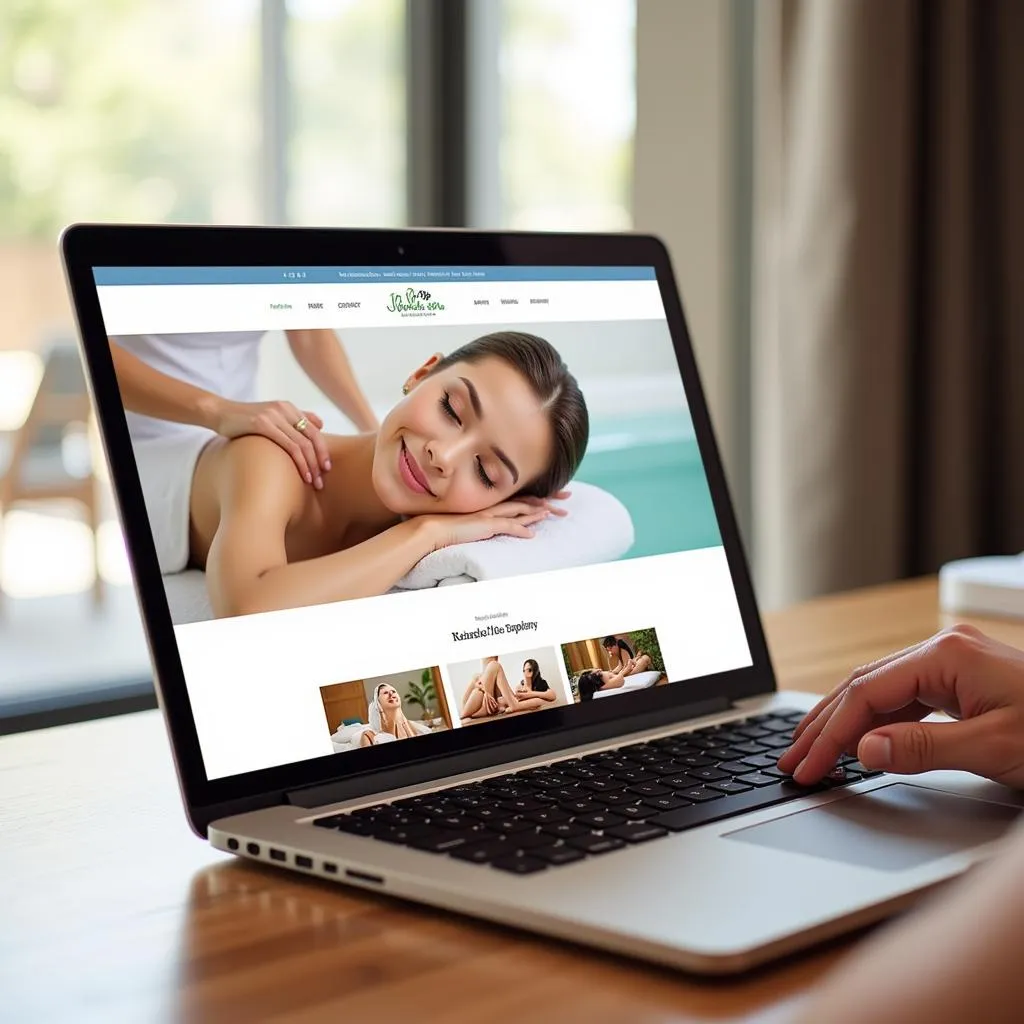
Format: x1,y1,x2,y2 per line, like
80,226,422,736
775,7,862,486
358,682,431,748
150,331,589,616
460,657,556,722
601,635,653,676
576,663,636,701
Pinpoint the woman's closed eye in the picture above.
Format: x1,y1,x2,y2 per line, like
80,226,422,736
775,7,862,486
475,457,495,489
439,390,461,426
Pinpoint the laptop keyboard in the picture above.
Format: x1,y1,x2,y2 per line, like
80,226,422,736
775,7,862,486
311,709,883,875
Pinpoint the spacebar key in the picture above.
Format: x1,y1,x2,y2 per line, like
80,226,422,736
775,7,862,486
649,781,820,833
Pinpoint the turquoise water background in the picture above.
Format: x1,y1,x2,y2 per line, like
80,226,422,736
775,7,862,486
574,410,722,559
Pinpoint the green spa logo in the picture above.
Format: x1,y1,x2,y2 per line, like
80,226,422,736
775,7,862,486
386,287,446,316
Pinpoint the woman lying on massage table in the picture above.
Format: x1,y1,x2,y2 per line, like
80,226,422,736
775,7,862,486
460,658,552,722
576,664,637,701
182,332,589,617
601,636,654,676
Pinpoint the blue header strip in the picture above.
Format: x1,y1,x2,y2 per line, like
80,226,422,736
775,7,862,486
93,265,657,286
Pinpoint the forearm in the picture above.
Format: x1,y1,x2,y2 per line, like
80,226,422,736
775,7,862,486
287,330,377,431
792,825,1024,1024
212,516,433,616
110,341,224,429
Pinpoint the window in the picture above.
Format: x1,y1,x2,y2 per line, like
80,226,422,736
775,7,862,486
495,0,635,230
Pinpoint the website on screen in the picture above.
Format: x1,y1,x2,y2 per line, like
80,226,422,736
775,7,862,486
94,265,752,779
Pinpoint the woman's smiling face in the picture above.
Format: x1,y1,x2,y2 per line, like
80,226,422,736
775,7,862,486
372,355,554,515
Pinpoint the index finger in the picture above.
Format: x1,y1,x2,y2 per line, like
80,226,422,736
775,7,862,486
790,639,966,783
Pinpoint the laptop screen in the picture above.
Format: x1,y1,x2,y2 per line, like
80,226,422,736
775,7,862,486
93,264,752,780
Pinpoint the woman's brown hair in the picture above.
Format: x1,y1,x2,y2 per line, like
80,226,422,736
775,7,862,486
431,330,589,497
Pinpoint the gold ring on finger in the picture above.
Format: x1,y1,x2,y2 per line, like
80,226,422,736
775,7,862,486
294,416,309,432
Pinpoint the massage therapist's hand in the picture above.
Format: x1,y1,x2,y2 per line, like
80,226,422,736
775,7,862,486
214,399,331,488
420,499,556,550
777,625,1024,788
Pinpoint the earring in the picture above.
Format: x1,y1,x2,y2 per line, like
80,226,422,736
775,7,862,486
401,384,410,395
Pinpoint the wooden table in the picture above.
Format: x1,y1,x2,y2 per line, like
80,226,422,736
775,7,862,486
4,577,1023,1023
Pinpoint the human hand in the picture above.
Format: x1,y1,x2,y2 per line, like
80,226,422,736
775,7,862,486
515,489,571,517
421,499,553,550
777,625,1024,787
215,400,330,487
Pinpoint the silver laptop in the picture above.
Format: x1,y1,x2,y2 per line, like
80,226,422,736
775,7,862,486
62,225,1021,973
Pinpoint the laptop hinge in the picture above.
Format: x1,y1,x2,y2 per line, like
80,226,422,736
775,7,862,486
284,694,732,809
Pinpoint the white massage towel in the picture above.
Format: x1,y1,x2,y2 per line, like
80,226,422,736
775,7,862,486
592,669,662,698
391,482,634,591
132,429,214,574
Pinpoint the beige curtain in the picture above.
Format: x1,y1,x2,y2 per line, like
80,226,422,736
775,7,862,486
753,0,1024,608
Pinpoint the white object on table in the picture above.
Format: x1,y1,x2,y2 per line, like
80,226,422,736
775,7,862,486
938,554,1024,620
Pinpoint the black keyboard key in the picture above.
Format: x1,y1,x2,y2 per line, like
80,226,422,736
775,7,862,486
650,780,822,833
846,760,885,778
735,725,773,739
705,747,744,762
717,760,756,775
824,766,863,786
612,768,658,784
604,821,668,843
326,816,375,836
490,817,536,835
524,807,571,825
373,823,438,845
533,844,587,866
741,753,782,770
730,741,772,756
759,765,794,779
615,803,655,821
450,844,496,864
541,821,590,840
686,766,731,783
641,795,693,812
735,771,781,788
491,854,548,875
557,797,603,815
706,779,754,795
408,832,470,853
626,781,672,797
674,786,724,803
313,814,348,828
761,718,796,733
576,810,626,830
582,778,628,794
670,754,715,769
569,833,627,855
762,735,795,750
430,815,469,830
594,791,634,806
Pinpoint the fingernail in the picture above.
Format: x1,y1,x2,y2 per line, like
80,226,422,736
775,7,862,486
793,757,807,779
324,459,332,471
860,734,892,768
305,472,312,483
315,477,323,490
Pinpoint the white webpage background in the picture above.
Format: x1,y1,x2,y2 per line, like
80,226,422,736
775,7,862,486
174,547,751,779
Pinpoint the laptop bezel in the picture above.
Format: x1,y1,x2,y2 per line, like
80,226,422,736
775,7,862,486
61,224,776,834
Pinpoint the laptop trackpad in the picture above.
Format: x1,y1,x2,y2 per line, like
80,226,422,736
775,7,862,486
725,783,1021,872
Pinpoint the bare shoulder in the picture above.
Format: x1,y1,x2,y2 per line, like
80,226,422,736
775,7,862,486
215,436,306,511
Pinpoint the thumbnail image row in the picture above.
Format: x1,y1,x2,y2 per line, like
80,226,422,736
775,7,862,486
319,628,666,753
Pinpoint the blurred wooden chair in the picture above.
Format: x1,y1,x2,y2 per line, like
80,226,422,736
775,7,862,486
0,340,103,610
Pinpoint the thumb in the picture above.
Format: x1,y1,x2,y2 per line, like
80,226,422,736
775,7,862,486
858,717,991,776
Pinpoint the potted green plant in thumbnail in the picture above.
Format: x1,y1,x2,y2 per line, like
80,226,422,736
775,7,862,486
404,670,437,722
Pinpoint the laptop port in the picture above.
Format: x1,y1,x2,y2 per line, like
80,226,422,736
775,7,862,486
246,842,260,856
269,848,286,862
227,838,239,851
295,855,313,869
345,868,384,885
323,862,338,874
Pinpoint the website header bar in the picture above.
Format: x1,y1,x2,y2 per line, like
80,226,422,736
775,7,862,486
94,265,657,287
